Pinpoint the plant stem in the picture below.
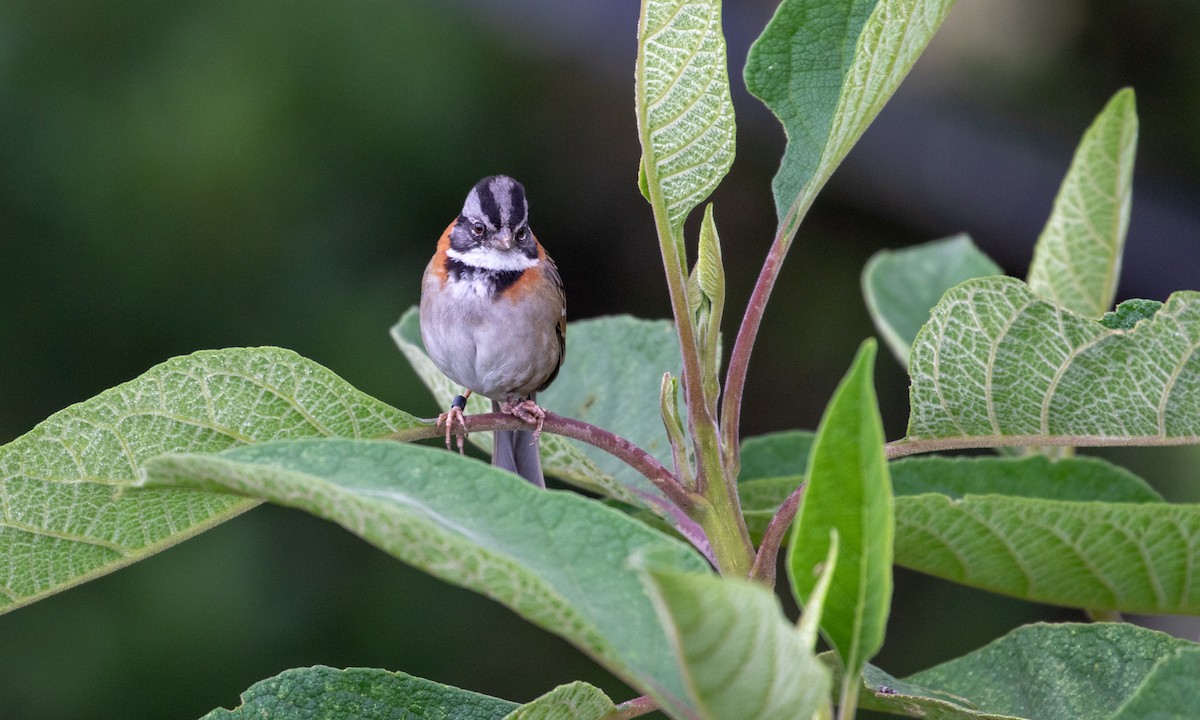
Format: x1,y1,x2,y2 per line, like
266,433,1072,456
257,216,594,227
635,3,753,576
720,198,808,475
610,695,658,719
749,481,805,586
837,674,860,720
1086,608,1124,622
387,413,694,511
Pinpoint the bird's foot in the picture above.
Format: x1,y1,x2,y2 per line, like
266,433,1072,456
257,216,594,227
436,394,471,453
500,399,546,442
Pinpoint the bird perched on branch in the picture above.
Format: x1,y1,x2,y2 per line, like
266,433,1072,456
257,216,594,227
419,175,566,487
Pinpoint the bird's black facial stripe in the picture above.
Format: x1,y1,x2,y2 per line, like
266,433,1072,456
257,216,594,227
475,181,502,230
463,175,528,230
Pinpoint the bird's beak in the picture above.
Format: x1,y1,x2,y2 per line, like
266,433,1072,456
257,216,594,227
492,228,513,250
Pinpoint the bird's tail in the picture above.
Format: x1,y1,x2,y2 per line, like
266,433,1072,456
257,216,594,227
492,398,545,487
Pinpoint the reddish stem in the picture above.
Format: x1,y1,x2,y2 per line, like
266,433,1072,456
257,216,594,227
749,481,805,586
611,695,658,719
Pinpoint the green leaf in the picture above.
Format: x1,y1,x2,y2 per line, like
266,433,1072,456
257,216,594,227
745,0,876,226
139,439,710,709
739,430,815,480
201,665,518,720
747,0,955,233
1101,298,1163,330
0,348,418,615
863,235,1003,365
637,560,831,720
823,657,1023,719
904,277,1200,446
1027,89,1138,319
1108,645,1200,720
907,623,1200,719
692,204,725,414
788,340,892,678
895,492,1200,614
502,682,616,720
891,455,1163,503
636,0,736,229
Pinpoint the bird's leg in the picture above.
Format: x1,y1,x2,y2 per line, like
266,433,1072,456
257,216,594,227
436,390,471,453
500,398,547,441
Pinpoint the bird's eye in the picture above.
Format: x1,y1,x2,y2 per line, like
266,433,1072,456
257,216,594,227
516,226,529,241
470,222,485,237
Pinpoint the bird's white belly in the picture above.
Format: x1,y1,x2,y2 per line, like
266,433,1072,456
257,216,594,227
420,277,558,401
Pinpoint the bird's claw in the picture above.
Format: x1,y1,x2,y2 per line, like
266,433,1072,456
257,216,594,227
501,399,547,442
436,406,468,453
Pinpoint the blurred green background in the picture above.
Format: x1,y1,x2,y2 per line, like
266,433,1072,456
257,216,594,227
2,1,1199,717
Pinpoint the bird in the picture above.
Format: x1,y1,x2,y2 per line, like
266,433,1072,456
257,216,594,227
419,175,566,487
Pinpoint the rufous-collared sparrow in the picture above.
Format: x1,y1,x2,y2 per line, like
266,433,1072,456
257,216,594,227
419,175,566,487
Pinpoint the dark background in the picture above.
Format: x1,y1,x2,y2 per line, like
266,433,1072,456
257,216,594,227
2,1,1199,717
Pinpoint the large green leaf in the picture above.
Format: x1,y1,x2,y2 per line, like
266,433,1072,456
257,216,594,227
788,340,892,679
637,559,831,720
907,623,1200,720
1027,89,1138,319
741,453,1196,614
635,0,736,229
139,439,711,710
824,657,1022,719
0,348,418,615
892,458,1196,615
502,682,616,720
891,455,1163,503
392,309,699,537
895,492,1200,614
1108,645,1200,720
863,235,1002,365
747,0,955,234
745,0,876,226
201,665,517,720
904,277,1200,448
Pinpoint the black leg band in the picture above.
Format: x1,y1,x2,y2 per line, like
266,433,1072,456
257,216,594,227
451,394,468,411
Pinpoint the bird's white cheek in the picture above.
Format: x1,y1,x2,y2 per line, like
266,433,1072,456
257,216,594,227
447,246,540,272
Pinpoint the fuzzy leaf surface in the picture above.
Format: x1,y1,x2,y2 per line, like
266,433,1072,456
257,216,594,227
1027,89,1138,319
822,657,1023,719
895,492,1200,614
747,0,955,233
201,665,517,720
639,564,830,720
0,348,417,614
502,682,616,720
636,0,736,228
908,623,1200,719
788,340,892,677
904,277,1200,447
863,235,1002,365
890,455,1162,503
140,439,710,709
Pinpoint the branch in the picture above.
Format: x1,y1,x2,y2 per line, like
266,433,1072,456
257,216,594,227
749,481,805,587
388,411,695,511
720,197,807,472
610,695,658,720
